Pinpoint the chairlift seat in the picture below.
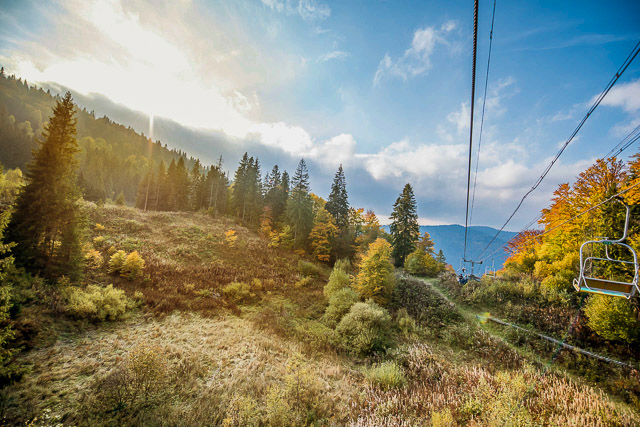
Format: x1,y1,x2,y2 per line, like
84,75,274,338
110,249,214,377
573,198,639,299
575,277,636,298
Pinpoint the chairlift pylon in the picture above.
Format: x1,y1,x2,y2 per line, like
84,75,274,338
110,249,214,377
573,197,639,299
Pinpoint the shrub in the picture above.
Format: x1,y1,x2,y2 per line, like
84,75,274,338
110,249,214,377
396,308,417,337
334,258,351,271
115,191,125,206
121,250,145,280
323,287,359,327
108,250,127,274
391,277,461,326
365,361,406,390
294,276,313,289
298,260,321,277
222,281,254,304
94,223,105,231
225,229,237,247
405,249,440,277
84,249,103,270
336,301,393,356
354,238,396,305
584,294,640,344
64,284,133,322
92,235,105,247
323,266,351,299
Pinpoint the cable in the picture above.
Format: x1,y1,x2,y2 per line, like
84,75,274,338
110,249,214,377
463,0,480,260
605,123,640,159
477,40,640,260
479,179,640,262
469,0,497,229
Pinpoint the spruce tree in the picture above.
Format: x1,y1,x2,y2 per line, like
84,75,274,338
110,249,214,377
325,164,349,228
232,153,250,219
285,159,313,248
6,92,84,281
389,183,420,267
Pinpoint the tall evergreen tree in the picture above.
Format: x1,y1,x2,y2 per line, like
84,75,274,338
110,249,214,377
285,159,314,248
232,153,250,219
6,92,84,281
325,164,349,228
389,183,420,267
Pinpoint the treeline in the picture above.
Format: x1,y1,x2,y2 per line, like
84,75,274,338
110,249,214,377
0,68,198,203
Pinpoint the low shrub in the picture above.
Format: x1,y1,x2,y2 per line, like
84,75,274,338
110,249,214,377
121,250,145,280
396,308,417,337
222,281,254,304
294,276,313,289
108,250,127,274
64,284,133,322
84,249,103,270
323,287,359,327
336,301,393,356
365,361,406,390
584,294,640,344
298,260,321,277
391,277,462,327
323,266,350,299
92,235,105,247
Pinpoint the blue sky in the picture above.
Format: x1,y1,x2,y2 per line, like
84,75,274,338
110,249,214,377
1,0,639,228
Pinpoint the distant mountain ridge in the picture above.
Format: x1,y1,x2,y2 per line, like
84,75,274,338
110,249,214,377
383,224,517,272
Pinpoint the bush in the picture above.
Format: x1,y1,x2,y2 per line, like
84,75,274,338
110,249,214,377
323,266,350,299
121,250,145,280
85,249,103,270
405,250,440,277
64,284,133,321
391,277,462,327
336,301,393,356
222,281,254,304
108,250,127,274
584,294,640,344
396,308,417,337
365,361,406,390
93,235,105,247
354,238,395,305
298,260,321,277
323,287,359,327
334,258,351,272
294,276,313,289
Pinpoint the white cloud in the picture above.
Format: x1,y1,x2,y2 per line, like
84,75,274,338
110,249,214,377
373,21,457,86
596,79,640,113
318,50,349,62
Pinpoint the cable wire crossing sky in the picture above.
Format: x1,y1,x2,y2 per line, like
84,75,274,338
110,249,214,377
0,0,639,228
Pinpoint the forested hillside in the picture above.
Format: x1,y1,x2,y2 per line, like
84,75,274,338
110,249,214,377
0,70,201,203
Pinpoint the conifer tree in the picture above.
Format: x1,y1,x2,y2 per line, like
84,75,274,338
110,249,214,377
232,153,250,219
389,183,420,267
285,159,314,248
6,92,84,281
325,164,349,228
436,249,446,264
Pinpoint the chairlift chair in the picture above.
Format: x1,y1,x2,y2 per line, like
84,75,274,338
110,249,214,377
573,197,640,299
484,260,497,278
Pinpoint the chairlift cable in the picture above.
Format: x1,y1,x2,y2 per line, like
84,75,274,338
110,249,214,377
463,0,480,260
477,39,640,260
469,0,497,229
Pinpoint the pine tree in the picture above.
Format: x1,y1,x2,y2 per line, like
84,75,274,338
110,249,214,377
436,249,446,264
325,164,349,228
285,159,314,248
232,153,250,219
6,92,84,281
189,159,203,210
389,183,420,267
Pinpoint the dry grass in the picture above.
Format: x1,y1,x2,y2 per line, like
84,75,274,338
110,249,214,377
86,203,315,316
4,312,361,425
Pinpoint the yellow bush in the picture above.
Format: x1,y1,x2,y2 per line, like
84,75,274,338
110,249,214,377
222,281,254,304
93,235,105,247
94,223,105,231
365,361,406,390
294,276,313,289
225,229,237,247
121,250,145,280
108,250,126,274
85,249,103,270
64,284,133,321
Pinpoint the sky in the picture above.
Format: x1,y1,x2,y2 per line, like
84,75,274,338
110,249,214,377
1,0,639,228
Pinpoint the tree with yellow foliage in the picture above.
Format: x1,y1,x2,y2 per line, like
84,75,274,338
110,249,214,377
309,208,338,263
354,238,395,305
